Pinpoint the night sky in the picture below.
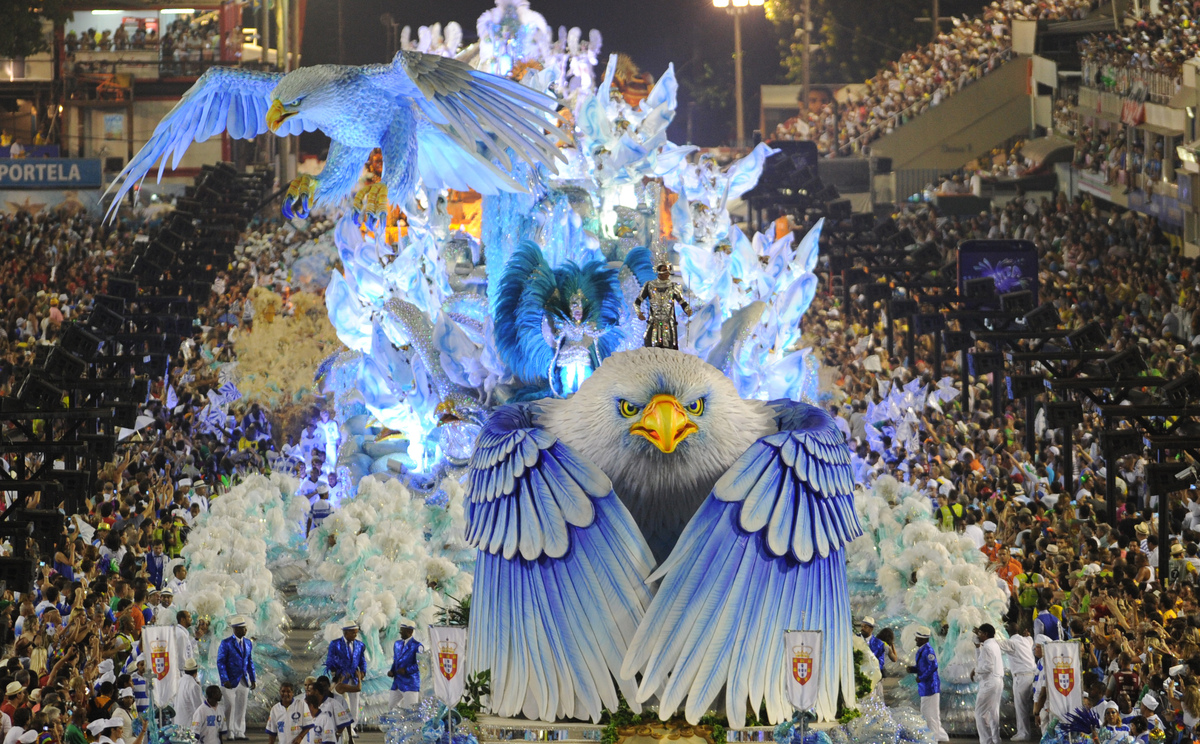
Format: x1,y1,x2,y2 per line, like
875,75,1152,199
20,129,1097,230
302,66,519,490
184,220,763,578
296,0,783,149
295,0,988,151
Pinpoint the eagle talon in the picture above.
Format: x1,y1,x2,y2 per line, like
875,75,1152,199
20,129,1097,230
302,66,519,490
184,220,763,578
283,174,318,221
353,182,389,233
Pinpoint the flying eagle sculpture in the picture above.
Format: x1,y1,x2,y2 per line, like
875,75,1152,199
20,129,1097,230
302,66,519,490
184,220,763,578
104,51,566,225
464,346,861,726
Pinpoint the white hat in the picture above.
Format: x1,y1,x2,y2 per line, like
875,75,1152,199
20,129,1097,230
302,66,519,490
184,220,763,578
97,659,113,674
183,658,198,672
317,484,330,495
87,720,117,736
341,621,358,631
982,521,997,532
861,617,876,626
161,588,173,596
1142,693,1159,711
4,682,21,696
177,478,192,488
118,687,134,699
914,625,932,638
229,615,247,628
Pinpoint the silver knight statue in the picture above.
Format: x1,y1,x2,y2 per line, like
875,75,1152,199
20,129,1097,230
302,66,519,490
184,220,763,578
635,261,691,350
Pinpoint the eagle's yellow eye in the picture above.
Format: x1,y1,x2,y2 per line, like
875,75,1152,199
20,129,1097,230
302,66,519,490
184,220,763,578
618,399,640,418
686,398,705,416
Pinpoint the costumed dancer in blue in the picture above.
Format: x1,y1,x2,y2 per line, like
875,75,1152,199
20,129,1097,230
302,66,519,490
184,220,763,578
216,615,255,740
861,617,886,671
908,626,948,742
387,623,422,710
325,622,366,734
146,540,165,589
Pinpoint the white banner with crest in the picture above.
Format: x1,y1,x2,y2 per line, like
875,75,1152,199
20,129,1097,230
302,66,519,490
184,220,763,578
784,630,822,711
429,626,468,705
1045,640,1082,718
142,625,180,705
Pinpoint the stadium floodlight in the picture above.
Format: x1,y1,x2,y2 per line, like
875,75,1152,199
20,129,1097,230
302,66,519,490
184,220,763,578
963,277,996,300
1022,302,1060,331
1161,371,1200,407
999,290,1034,314
1105,348,1147,379
1007,375,1046,399
968,351,1004,376
1067,321,1107,351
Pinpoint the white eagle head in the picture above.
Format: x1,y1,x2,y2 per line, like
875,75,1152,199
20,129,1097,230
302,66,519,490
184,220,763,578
537,347,776,559
266,66,344,133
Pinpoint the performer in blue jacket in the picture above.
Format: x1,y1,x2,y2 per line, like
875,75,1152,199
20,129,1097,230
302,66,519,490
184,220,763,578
216,616,255,740
908,626,948,742
325,621,366,733
146,540,166,589
861,617,886,671
388,624,422,709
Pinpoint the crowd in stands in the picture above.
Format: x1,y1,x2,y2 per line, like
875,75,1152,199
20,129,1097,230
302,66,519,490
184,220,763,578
1070,121,1176,189
809,189,1200,741
64,15,219,56
773,0,1095,156
64,13,239,77
1079,2,1200,101
0,202,342,741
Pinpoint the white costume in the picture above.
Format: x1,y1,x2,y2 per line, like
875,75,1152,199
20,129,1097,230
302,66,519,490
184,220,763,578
975,637,1004,744
174,674,203,725
191,701,226,744
998,634,1037,741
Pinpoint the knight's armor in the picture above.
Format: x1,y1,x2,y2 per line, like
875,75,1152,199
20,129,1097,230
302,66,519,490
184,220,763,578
636,278,690,350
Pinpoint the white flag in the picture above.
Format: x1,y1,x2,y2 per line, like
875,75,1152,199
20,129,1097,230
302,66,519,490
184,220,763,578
429,626,468,706
1044,640,1082,718
784,630,822,711
142,625,181,706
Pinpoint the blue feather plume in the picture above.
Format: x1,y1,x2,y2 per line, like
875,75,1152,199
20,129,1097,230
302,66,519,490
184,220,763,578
493,241,628,385
1062,707,1101,734
493,241,558,383
623,246,657,285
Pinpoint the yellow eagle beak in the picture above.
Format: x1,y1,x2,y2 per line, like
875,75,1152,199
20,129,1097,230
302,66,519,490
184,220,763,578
630,394,697,454
266,99,295,133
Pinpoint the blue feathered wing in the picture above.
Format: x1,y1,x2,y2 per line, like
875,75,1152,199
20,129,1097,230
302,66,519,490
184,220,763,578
465,404,656,722
102,67,293,219
621,401,861,725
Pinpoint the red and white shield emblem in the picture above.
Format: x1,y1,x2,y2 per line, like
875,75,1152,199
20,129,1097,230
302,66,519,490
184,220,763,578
150,639,170,680
793,654,813,685
438,650,457,681
1053,666,1074,696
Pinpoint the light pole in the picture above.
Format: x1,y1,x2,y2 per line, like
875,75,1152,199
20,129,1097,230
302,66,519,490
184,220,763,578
713,0,764,148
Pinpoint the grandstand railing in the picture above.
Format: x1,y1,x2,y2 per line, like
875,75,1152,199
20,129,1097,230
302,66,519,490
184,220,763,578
1080,58,1180,104
67,54,277,84
895,168,946,202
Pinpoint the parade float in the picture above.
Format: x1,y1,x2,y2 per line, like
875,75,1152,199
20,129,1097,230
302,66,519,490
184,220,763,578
116,3,978,742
